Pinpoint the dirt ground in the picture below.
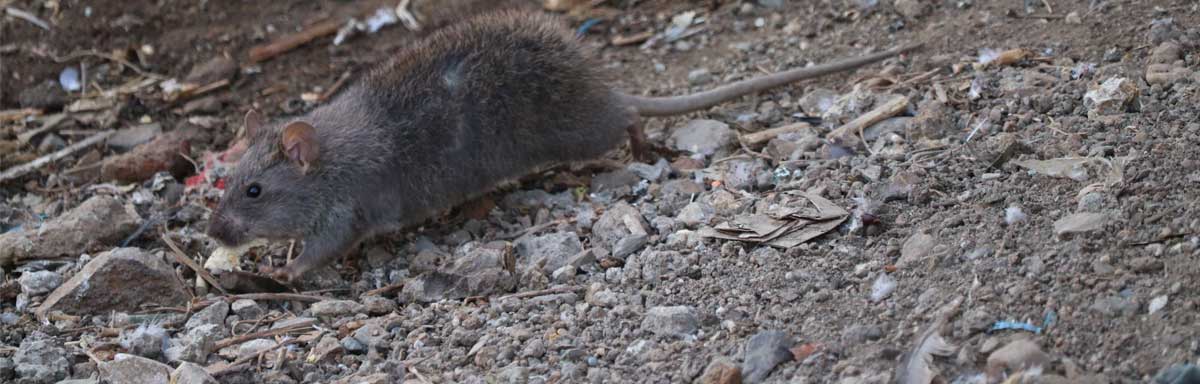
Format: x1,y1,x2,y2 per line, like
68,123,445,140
2,0,1199,383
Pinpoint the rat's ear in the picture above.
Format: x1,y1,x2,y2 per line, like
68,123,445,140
280,121,319,174
244,110,265,139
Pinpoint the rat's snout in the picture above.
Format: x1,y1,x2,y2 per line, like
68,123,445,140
206,211,247,246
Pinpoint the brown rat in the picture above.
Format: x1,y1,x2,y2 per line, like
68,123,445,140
206,10,921,283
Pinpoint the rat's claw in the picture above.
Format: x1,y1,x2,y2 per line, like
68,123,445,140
265,265,297,284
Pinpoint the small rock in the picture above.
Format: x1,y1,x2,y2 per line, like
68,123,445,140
106,123,162,152
185,56,238,85
641,306,699,338
741,330,794,383
37,247,188,316
670,119,735,156
490,365,530,384
1083,78,1137,117
613,234,648,259
170,362,218,384
698,358,741,384
37,134,66,153
18,270,62,296
986,339,1050,378
798,88,838,115
841,324,883,343
401,269,515,303
99,354,172,384
676,202,714,228
230,299,264,320
1129,256,1164,273
18,81,68,110
1053,212,1107,237
167,323,222,363
590,169,641,197
1064,11,1082,24
898,231,936,268
310,300,366,317
688,68,712,85
361,295,397,315
1153,363,1200,384
591,202,649,258
514,232,583,274
352,321,388,348
118,323,168,359
1148,18,1179,45
1090,296,1138,317
185,301,229,331
237,339,277,359
894,0,927,18
1149,295,1169,314
0,195,141,267
14,333,70,383
627,159,669,181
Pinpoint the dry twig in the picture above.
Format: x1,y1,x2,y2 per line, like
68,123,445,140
0,130,114,184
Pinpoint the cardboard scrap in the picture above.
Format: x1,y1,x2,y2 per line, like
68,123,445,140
699,192,849,248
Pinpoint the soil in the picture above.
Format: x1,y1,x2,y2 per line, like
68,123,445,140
2,0,1199,383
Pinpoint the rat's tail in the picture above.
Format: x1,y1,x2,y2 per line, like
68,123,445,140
620,42,924,117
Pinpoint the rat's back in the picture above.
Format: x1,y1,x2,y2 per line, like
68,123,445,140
331,10,630,225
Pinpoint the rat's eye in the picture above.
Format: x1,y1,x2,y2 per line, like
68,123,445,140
246,183,262,198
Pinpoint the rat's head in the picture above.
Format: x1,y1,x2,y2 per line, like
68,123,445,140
206,110,325,246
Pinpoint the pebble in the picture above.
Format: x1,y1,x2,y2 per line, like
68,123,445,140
898,231,936,268
118,324,168,359
676,202,714,228
99,354,172,384
37,247,188,317
310,300,366,317
641,306,699,338
698,357,741,384
170,362,219,384
166,323,221,364
185,301,229,331
688,68,712,85
514,231,584,274
14,333,70,383
230,299,264,320
741,330,794,383
238,339,278,359
1090,296,1139,317
670,119,735,156
1149,295,1169,314
1053,212,1108,238
18,270,62,296
362,295,397,315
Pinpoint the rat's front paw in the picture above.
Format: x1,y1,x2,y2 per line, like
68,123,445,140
264,265,298,284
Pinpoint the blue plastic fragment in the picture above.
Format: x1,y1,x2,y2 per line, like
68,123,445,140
990,320,1042,334
576,18,602,37
1042,310,1057,329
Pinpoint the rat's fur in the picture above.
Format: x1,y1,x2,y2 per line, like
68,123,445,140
208,10,920,282
209,11,631,281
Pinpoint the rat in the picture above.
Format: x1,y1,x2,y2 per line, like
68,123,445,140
206,10,922,283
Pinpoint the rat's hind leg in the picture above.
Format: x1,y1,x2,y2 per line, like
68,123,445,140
624,108,654,163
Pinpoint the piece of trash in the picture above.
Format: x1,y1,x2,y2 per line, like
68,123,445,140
990,320,1042,334
576,18,601,36
334,7,400,46
897,297,962,384
870,273,897,303
699,191,849,248
663,11,698,42
1004,206,1026,225
59,67,81,92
